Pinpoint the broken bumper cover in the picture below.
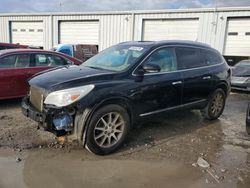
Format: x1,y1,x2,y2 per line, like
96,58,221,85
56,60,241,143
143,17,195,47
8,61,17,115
21,97,73,136
21,97,43,123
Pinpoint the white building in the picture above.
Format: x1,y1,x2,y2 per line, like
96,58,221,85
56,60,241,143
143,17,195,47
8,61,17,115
0,7,250,63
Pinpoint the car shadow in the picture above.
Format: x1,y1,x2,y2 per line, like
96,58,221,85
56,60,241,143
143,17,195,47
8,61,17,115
0,98,22,109
118,109,222,154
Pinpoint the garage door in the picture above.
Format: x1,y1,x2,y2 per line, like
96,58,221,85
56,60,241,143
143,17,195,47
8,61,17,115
142,19,199,41
11,21,44,47
59,21,99,45
224,18,250,56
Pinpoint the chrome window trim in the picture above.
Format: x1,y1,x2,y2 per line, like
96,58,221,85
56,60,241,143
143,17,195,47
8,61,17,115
132,45,224,76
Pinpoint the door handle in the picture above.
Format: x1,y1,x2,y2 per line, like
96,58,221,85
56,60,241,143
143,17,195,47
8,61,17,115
203,76,211,80
172,81,182,85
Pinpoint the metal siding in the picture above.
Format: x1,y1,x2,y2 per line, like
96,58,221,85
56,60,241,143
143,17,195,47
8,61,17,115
0,9,250,55
0,15,51,49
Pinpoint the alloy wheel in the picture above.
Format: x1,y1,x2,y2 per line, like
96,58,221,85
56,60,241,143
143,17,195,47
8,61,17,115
211,92,224,117
94,112,125,148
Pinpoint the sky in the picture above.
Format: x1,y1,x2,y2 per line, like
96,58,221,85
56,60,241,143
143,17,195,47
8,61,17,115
0,0,250,13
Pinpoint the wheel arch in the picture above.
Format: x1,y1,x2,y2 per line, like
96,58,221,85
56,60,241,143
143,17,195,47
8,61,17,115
75,96,134,146
212,81,230,96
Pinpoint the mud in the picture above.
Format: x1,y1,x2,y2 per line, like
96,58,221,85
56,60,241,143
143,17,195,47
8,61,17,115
0,92,250,188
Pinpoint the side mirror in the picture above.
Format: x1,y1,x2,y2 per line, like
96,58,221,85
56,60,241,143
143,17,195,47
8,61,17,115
142,64,161,73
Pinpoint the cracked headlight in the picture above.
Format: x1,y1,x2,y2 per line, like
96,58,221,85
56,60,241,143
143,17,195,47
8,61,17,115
44,85,94,107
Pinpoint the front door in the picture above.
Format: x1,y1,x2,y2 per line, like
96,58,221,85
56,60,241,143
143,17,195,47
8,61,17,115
133,47,183,117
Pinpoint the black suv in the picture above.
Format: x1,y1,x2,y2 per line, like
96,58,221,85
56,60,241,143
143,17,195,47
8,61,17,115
22,40,231,155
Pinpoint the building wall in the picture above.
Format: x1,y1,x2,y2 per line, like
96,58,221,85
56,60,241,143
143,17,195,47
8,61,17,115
0,8,250,54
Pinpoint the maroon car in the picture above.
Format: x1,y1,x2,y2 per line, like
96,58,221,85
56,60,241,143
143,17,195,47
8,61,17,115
0,42,29,50
0,49,83,100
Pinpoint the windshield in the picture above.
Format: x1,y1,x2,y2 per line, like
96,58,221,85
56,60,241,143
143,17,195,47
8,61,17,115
83,44,148,72
235,60,250,67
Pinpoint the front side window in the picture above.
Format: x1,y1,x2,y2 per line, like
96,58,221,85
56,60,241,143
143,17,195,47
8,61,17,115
47,55,66,66
35,54,48,67
176,47,205,70
83,45,148,72
143,48,177,72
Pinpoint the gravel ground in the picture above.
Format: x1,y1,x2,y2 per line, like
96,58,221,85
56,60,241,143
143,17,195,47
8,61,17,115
0,92,250,188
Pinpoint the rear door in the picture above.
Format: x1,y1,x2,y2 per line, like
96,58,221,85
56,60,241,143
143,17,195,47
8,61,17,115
176,47,212,104
0,54,32,99
0,55,18,99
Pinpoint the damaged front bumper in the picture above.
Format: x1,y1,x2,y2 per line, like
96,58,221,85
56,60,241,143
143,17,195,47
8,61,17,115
21,97,74,136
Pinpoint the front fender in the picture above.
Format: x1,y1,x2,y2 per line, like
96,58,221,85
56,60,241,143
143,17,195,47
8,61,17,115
74,95,134,146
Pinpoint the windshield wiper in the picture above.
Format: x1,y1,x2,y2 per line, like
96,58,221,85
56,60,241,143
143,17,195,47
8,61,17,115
85,66,107,71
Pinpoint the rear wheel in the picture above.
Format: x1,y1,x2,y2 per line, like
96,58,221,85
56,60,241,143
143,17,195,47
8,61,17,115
201,89,226,120
85,104,130,155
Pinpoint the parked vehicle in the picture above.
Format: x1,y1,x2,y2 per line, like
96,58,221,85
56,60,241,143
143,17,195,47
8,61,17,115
0,49,82,100
0,42,29,50
22,40,231,155
231,59,250,92
52,44,98,62
246,103,250,135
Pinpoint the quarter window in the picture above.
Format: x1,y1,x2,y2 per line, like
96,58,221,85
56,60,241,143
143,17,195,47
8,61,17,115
0,55,16,68
200,49,222,65
176,47,204,69
144,48,177,72
0,54,30,68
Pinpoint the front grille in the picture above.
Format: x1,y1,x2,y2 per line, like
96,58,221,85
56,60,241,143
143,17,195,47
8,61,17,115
30,86,44,112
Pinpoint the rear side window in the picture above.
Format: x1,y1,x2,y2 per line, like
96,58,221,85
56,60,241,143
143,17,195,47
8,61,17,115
200,49,222,65
0,55,16,68
176,47,205,70
15,54,31,68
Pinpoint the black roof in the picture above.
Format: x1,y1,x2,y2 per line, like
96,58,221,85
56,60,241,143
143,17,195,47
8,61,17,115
119,40,211,49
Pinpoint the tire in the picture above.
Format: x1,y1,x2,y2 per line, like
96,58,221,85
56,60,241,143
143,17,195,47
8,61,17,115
246,103,250,135
85,104,130,155
201,88,226,120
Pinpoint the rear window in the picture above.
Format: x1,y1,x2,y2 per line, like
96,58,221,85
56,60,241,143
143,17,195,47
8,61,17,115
200,49,222,65
176,47,205,70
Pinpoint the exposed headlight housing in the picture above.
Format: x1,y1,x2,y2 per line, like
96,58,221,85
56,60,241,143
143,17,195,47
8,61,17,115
44,85,94,107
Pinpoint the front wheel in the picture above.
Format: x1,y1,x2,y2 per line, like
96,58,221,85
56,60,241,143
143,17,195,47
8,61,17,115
85,104,130,155
201,88,226,120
